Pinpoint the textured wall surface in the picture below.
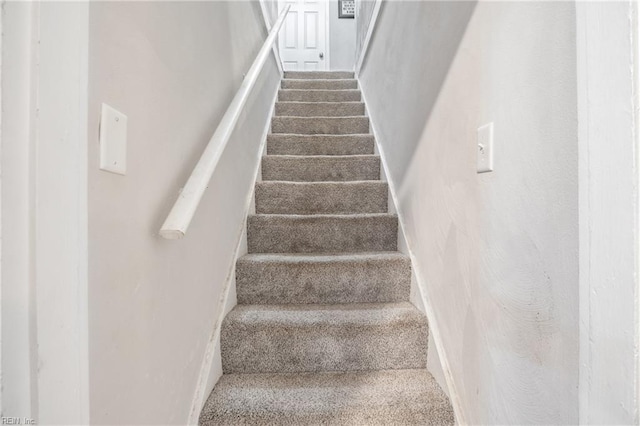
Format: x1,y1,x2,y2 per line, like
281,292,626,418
577,2,640,424
2,2,92,423
1,2,39,418
329,0,356,70
359,2,579,424
88,2,280,424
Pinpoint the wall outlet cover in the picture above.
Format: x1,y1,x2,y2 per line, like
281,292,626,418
99,103,127,175
477,122,494,173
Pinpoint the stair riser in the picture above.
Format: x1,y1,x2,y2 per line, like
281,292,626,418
267,135,375,155
221,319,428,373
204,408,449,426
204,407,447,426
255,182,387,215
200,370,455,426
236,256,411,304
247,215,398,253
275,102,365,117
279,90,361,102
272,117,369,134
284,71,354,79
282,79,357,90
262,156,380,181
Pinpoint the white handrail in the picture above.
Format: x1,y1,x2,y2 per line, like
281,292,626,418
159,5,290,240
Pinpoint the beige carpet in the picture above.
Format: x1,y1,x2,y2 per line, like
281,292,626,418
199,71,454,425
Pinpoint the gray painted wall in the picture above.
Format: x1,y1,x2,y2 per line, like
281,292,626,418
329,0,356,70
88,2,280,424
359,2,578,424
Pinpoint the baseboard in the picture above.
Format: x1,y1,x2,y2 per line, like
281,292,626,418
186,83,279,426
360,85,467,425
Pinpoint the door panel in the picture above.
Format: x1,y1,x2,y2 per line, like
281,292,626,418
304,61,319,71
283,11,298,49
279,0,327,71
304,12,318,49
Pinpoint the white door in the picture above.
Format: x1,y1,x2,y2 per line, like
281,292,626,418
278,0,328,71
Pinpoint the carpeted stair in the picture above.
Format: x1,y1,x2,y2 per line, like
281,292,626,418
199,71,455,425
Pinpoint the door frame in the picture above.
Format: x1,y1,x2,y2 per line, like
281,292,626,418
324,0,331,69
0,4,4,417
1,2,91,423
576,1,640,424
278,0,331,71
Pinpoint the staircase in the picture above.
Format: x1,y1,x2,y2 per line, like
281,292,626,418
199,71,455,425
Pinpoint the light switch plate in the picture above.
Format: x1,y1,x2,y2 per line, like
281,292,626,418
99,103,127,175
477,122,494,173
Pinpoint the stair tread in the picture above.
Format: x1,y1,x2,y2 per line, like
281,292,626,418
250,212,395,218
222,301,426,373
199,369,454,425
240,251,408,262
282,78,357,82
221,302,426,373
225,301,423,327
275,101,365,117
273,115,367,119
236,252,410,305
256,179,385,185
262,155,380,182
265,154,378,159
279,89,361,102
266,134,375,155
272,116,369,135
248,213,397,253
282,79,358,90
268,132,372,136
284,71,354,79
255,180,387,214
276,101,364,104
280,88,360,93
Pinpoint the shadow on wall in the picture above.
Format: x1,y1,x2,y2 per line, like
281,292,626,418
363,0,477,189
360,1,579,425
87,1,280,424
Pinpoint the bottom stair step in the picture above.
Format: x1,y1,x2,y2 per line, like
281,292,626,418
199,369,455,426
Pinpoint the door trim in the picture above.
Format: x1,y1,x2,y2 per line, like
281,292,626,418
324,0,331,69
576,1,640,424
1,2,91,423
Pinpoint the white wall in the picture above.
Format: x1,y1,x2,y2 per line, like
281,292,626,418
1,2,37,418
329,0,356,70
577,2,640,424
359,2,579,424
2,2,91,424
87,2,279,424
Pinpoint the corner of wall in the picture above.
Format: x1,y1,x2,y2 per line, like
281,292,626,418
361,87,465,424
185,85,278,425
